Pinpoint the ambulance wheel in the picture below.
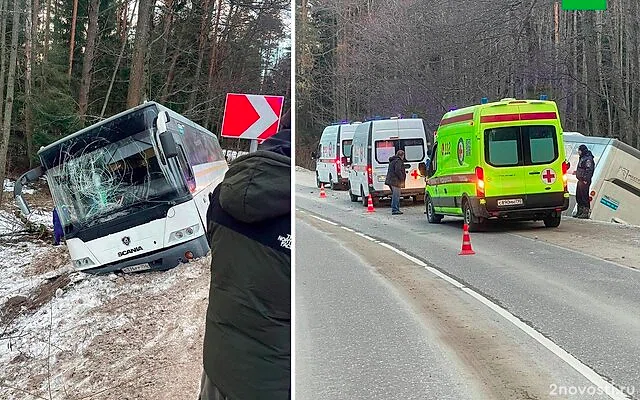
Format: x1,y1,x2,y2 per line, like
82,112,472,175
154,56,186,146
349,189,359,202
426,196,443,224
330,180,339,191
462,199,483,232
316,173,321,188
543,214,561,228
361,187,369,207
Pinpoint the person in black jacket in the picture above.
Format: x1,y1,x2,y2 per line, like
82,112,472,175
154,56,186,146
574,144,595,219
200,110,291,400
385,150,406,215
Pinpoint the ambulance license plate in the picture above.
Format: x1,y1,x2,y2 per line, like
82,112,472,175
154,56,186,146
122,264,151,273
497,198,523,206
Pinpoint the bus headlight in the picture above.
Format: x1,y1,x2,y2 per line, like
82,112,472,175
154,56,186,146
73,257,94,269
169,224,200,242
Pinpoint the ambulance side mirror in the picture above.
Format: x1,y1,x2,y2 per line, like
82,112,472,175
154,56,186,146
418,162,427,178
311,151,317,160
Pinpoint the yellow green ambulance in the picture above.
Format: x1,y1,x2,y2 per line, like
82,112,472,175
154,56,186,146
422,98,570,231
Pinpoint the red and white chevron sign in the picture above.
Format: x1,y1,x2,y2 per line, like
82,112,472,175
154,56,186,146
220,93,284,141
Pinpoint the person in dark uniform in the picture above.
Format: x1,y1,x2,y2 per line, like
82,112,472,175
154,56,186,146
385,150,406,215
574,144,595,219
52,207,63,245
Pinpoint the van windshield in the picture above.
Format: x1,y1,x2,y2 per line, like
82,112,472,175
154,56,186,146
375,139,425,163
484,125,558,167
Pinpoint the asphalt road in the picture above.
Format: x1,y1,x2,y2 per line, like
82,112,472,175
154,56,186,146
295,178,640,399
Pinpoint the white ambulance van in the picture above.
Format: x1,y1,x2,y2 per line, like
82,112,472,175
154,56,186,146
348,118,431,206
563,132,640,226
313,122,360,190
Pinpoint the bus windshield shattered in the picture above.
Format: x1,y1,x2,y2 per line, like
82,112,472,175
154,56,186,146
40,108,184,233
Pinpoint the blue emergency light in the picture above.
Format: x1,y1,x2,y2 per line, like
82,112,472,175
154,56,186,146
481,97,489,104
374,115,382,120
540,94,548,100
411,113,418,118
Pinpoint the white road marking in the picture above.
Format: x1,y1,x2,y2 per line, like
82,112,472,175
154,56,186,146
302,212,632,400
309,215,338,226
340,226,355,232
354,232,376,241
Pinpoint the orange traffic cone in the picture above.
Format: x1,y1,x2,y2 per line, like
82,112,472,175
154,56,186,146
459,224,475,255
319,184,326,198
367,194,375,213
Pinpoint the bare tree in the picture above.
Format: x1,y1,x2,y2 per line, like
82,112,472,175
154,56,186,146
127,0,154,107
78,0,101,123
0,0,21,203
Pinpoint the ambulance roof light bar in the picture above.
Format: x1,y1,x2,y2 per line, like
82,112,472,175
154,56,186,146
481,97,489,104
540,94,548,100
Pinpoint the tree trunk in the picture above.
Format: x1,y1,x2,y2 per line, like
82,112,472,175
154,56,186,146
0,0,21,203
161,0,173,62
101,0,137,117
126,0,153,108
187,0,212,113
0,0,9,131
68,0,78,79
24,0,34,167
42,0,50,85
78,0,100,124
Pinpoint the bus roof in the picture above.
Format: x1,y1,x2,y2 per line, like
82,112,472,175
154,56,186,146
38,101,217,155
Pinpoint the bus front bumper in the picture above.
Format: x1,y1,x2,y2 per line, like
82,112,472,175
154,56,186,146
469,193,570,220
82,235,210,275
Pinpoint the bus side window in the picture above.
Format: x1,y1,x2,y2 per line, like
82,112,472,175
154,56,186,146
177,145,196,192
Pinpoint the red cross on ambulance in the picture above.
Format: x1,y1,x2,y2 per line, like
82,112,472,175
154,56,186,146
541,168,556,184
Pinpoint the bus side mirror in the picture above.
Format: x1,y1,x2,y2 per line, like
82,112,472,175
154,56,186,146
418,162,427,177
159,131,178,159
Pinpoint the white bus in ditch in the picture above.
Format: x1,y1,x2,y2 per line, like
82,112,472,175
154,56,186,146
348,118,431,206
312,122,360,190
14,102,228,274
563,132,640,226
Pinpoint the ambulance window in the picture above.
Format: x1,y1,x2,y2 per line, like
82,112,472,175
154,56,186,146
376,141,397,163
401,139,425,162
526,126,558,164
485,127,520,167
342,140,353,157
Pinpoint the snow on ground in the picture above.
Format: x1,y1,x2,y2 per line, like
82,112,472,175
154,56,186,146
4,179,35,195
0,208,211,399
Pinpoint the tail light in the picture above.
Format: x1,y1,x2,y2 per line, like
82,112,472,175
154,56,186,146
561,161,569,191
335,157,341,174
367,165,373,185
475,166,485,197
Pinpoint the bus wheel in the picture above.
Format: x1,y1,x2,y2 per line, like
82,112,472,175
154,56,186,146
426,196,443,224
349,188,359,202
463,199,482,232
543,214,561,228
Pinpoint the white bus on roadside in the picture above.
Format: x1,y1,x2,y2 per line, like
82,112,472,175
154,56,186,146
312,122,360,190
564,132,640,226
14,102,228,274
348,118,431,207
